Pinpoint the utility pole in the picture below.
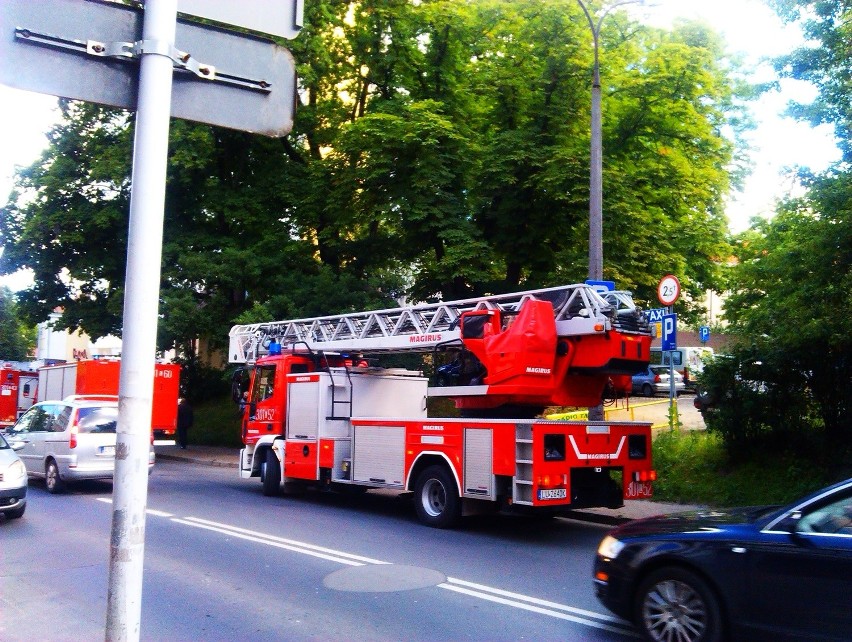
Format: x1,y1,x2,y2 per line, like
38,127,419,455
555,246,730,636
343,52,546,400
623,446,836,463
576,0,644,420
576,0,645,281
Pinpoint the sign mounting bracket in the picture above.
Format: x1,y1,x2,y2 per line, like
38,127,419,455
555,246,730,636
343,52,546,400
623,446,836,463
14,26,272,93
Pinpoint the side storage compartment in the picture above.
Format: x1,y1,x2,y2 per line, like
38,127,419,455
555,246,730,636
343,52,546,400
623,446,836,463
463,427,493,499
352,424,405,486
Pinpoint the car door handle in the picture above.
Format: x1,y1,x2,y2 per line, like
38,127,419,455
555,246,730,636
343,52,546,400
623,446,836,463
731,546,747,554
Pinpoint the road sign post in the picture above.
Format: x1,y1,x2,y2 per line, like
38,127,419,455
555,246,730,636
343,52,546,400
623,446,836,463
104,3,176,639
655,276,681,431
662,309,679,430
1,1,302,639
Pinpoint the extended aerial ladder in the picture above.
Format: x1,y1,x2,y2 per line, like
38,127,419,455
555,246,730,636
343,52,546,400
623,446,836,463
229,284,652,411
229,284,649,360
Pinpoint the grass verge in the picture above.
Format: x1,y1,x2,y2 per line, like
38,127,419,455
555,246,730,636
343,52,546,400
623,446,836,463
652,429,837,507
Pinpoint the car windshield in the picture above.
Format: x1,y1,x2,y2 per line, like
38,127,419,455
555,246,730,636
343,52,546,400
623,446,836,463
76,406,118,433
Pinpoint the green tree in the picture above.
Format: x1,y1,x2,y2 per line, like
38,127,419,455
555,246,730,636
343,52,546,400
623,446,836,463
0,287,34,360
702,0,852,456
721,176,852,450
770,0,852,160
1,0,748,353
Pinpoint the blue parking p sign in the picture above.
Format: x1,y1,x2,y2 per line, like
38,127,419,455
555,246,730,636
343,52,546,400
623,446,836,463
662,314,677,351
699,325,710,343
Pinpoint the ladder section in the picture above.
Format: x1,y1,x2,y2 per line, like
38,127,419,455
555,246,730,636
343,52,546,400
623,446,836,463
513,423,534,505
325,368,353,421
229,283,640,363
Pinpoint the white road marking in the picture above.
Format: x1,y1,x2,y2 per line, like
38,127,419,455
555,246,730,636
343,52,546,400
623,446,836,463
174,516,387,567
95,498,172,518
155,512,636,637
92,498,634,637
440,579,636,636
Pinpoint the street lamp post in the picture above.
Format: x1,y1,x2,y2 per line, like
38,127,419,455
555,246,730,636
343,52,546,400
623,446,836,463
576,0,643,421
576,0,644,281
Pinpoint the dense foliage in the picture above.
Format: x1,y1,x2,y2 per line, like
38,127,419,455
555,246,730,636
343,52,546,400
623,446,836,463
700,0,852,458
1,0,747,360
0,287,33,360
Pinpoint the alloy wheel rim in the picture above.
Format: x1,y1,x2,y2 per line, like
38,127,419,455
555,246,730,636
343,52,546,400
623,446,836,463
642,579,707,642
47,465,57,490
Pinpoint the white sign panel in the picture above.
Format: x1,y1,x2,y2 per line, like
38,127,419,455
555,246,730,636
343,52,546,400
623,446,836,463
0,0,297,136
178,0,304,39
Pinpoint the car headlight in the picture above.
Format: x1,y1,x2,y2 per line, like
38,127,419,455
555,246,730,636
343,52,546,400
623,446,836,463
6,459,27,482
597,535,625,559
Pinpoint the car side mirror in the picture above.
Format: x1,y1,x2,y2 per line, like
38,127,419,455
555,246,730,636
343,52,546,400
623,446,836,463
776,510,804,536
9,440,25,452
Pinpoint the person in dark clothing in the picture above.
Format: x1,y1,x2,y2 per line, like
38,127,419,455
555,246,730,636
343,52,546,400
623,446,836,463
176,397,194,449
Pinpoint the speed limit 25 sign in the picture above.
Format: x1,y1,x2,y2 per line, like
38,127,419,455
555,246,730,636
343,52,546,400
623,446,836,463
657,274,681,306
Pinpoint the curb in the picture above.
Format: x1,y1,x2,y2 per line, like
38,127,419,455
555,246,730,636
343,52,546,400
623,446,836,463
563,510,633,527
155,451,237,469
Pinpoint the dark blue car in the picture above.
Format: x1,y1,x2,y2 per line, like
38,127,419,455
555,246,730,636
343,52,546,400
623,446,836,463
593,478,852,641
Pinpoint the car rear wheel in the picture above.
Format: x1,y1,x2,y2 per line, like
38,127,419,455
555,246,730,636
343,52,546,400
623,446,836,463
642,383,654,397
635,567,723,642
45,460,66,494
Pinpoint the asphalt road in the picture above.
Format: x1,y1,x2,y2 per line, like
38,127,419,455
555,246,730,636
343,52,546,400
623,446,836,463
2,458,638,641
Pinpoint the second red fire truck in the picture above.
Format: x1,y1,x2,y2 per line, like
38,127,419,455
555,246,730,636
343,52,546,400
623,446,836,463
0,362,39,427
229,284,657,527
37,359,181,441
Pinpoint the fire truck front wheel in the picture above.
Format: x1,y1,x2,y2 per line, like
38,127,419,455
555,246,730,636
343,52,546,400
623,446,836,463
414,465,461,528
261,449,281,496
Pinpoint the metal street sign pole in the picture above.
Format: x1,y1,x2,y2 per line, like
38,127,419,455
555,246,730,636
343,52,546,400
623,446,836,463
0,1,300,639
105,1,176,639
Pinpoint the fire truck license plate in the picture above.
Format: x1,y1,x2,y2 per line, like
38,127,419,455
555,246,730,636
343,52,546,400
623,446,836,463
538,488,567,500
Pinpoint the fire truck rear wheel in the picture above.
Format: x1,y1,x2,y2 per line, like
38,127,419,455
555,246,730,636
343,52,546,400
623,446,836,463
414,465,460,528
262,449,281,496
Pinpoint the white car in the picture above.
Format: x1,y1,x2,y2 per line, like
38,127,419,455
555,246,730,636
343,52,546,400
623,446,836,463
5,397,155,493
0,431,27,519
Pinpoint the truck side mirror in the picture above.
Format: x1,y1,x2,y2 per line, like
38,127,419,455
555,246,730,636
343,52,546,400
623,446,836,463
249,401,257,419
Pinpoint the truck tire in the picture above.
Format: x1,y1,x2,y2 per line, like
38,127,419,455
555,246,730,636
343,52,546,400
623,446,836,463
262,449,281,497
414,465,461,528
45,459,66,494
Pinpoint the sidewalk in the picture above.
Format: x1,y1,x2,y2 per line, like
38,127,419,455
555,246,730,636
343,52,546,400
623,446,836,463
155,443,239,468
154,444,705,525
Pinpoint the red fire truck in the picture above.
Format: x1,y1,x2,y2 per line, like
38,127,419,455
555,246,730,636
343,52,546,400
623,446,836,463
0,363,39,427
37,359,181,441
229,284,656,527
